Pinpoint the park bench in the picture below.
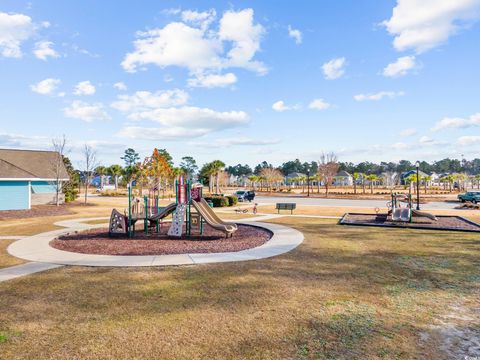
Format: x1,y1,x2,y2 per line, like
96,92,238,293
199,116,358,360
276,203,296,214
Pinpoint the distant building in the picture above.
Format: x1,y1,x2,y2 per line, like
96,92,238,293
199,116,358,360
286,172,306,184
0,149,69,210
429,172,440,185
227,174,248,187
334,171,353,186
400,170,428,185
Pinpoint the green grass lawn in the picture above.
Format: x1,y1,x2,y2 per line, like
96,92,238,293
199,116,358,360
0,217,479,358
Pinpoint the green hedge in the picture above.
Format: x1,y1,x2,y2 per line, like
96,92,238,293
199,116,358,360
226,195,238,206
203,195,239,207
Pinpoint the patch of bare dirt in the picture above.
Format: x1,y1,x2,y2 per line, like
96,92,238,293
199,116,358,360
420,300,480,359
0,204,75,220
342,213,480,232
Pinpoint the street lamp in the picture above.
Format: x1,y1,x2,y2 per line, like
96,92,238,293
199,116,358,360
306,169,310,197
415,161,420,210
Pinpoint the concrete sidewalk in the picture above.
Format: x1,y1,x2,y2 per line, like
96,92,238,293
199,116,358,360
1,216,303,281
0,262,62,282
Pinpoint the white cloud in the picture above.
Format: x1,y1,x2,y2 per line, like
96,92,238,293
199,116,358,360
71,44,99,58
308,98,331,110
181,9,216,29
33,40,59,60
122,8,266,76
30,78,61,95
432,113,480,131
354,91,405,101
129,106,249,131
114,87,249,140
0,12,36,58
383,0,480,53
383,56,416,77
73,81,96,96
272,100,297,112
117,108,250,140
400,128,417,137
118,126,208,140
457,135,480,146
64,101,110,122
218,9,266,73
113,82,127,91
191,137,280,148
122,22,221,73
419,135,434,144
288,25,302,44
391,142,409,150
0,132,49,148
187,72,237,88
111,89,189,113
322,57,346,80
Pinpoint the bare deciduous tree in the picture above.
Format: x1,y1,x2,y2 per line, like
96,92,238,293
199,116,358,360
317,152,339,197
260,167,283,191
82,144,97,205
51,135,68,206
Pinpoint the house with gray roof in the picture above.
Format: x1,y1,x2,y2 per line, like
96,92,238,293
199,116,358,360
334,170,353,186
0,149,69,210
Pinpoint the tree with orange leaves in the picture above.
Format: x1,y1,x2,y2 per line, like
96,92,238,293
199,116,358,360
139,148,174,195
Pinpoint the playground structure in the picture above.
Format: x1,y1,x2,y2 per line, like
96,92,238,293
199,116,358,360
109,177,237,238
387,193,438,222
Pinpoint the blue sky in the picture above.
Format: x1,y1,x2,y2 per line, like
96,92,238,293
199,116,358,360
1,0,480,168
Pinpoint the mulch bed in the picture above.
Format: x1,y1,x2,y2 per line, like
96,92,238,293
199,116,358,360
50,224,272,255
0,204,75,220
340,213,480,232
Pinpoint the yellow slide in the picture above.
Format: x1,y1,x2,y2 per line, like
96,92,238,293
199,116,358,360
411,209,438,221
199,198,238,230
191,200,237,237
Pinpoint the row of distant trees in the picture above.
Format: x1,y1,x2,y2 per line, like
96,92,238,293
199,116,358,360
50,135,480,205
226,158,480,177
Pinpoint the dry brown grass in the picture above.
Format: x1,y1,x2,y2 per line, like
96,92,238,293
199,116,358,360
257,204,377,217
0,240,26,268
0,216,479,358
0,197,128,236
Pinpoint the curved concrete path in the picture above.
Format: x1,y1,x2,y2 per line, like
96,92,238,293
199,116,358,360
7,217,304,267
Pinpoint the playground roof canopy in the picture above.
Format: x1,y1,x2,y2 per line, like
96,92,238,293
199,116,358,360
0,148,69,180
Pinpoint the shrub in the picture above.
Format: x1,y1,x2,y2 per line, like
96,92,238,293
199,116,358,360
99,190,127,197
203,196,229,207
226,195,238,206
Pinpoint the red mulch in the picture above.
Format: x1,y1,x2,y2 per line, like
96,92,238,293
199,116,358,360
342,213,480,232
50,224,272,255
0,204,76,220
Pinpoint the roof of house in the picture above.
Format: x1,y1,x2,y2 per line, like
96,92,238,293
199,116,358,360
335,170,352,177
286,172,305,178
401,170,428,178
0,149,69,180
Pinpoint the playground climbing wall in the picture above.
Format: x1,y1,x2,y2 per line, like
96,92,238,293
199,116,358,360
167,204,187,237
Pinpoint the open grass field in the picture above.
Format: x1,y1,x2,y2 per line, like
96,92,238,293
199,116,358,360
1,214,479,359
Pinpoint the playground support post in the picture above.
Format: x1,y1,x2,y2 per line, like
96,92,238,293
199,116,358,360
128,183,132,238
144,195,148,234
156,195,160,233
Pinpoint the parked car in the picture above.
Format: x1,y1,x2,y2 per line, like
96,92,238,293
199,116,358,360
235,190,256,202
458,191,480,203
